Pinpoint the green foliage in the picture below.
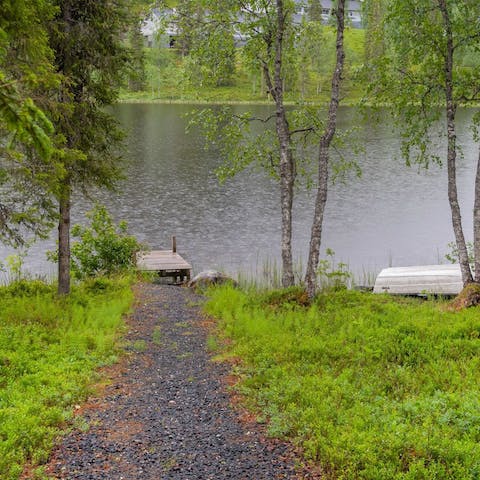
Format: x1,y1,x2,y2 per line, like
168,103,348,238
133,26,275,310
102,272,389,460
2,253,27,283
445,241,475,264
187,106,279,181
132,339,147,352
0,276,133,479
179,3,237,88
188,104,359,190
316,248,352,291
152,326,162,345
0,81,54,160
206,286,480,479
0,0,56,158
47,0,134,194
127,2,150,94
0,0,60,247
124,22,367,104
365,0,480,167
0,279,52,299
50,205,142,280
260,286,310,309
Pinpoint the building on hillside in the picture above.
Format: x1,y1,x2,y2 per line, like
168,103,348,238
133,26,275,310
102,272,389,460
294,0,363,28
141,1,363,48
141,8,176,48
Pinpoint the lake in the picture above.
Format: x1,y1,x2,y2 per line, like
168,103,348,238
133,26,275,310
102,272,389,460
1,104,478,283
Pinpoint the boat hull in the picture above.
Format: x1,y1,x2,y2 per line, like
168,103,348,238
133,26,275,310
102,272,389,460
373,264,463,295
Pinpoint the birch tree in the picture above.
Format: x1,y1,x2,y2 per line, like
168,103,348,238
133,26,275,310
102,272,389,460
304,0,346,298
190,0,350,292
367,0,480,286
189,0,299,287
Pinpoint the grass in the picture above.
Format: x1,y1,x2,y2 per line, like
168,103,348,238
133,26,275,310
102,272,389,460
152,326,162,345
0,276,134,480
205,285,480,479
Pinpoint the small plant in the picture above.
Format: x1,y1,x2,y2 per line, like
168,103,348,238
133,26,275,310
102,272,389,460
206,335,220,352
3,251,28,283
132,340,147,352
152,326,162,345
261,286,310,309
316,248,352,291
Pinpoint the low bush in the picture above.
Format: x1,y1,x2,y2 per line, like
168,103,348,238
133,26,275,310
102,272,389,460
71,205,142,279
48,204,143,280
0,276,133,479
205,286,480,479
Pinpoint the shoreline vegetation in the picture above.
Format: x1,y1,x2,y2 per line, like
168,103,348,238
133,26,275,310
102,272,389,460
117,97,363,107
120,27,366,107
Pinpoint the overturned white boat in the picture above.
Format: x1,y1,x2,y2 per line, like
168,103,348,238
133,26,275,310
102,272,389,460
373,264,463,296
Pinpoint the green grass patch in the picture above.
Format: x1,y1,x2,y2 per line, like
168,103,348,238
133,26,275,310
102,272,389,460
0,276,133,479
152,326,162,345
132,340,147,352
205,286,480,479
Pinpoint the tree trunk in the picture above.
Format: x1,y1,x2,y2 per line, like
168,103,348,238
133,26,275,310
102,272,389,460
278,120,295,287
439,0,473,285
58,185,71,295
277,1,295,287
474,147,480,281
305,0,346,298
264,0,295,287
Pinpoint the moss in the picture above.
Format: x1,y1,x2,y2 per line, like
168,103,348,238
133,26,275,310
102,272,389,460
260,286,310,309
448,283,480,311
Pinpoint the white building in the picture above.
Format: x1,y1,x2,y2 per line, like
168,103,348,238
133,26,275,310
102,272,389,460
141,8,177,48
295,0,363,27
142,1,363,48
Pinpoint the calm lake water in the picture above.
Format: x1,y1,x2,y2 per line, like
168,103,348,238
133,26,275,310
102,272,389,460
2,104,479,282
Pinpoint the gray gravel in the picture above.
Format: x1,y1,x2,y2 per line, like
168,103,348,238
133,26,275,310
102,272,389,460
47,284,303,479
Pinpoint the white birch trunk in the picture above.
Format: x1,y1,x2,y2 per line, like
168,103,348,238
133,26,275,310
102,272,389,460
439,0,473,285
305,0,346,298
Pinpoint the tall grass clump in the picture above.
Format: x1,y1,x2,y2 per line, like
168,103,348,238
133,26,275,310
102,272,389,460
0,275,133,480
205,285,480,479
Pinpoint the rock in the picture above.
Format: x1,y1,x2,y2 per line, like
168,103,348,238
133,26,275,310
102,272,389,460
188,270,237,289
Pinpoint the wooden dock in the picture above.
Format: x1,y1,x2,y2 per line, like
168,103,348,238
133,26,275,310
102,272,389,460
137,237,192,283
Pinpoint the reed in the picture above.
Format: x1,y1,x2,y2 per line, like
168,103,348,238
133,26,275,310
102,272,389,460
233,251,377,291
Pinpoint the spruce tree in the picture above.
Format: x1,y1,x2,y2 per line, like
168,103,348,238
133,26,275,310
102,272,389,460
0,0,58,246
48,0,132,294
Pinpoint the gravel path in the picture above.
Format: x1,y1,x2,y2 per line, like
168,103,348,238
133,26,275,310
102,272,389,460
47,284,304,479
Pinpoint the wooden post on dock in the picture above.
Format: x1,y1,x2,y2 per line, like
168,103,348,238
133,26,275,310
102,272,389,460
172,235,177,253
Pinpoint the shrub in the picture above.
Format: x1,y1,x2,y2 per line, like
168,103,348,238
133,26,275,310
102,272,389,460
50,204,143,279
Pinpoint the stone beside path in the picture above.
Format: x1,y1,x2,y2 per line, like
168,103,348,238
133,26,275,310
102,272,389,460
46,284,306,479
